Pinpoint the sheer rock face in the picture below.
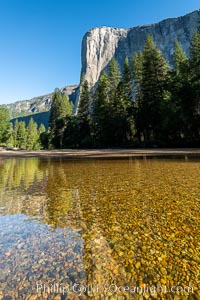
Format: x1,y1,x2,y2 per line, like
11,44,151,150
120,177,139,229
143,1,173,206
81,10,200,89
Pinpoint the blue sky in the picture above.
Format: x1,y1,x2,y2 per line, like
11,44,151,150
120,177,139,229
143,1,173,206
0,0,199,104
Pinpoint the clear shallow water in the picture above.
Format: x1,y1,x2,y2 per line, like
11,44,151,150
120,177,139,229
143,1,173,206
0,157,199,300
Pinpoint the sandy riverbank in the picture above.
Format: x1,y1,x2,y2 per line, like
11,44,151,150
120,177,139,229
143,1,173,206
0,148,200,159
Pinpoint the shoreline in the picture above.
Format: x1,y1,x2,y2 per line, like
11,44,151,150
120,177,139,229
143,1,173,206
0,148,200,159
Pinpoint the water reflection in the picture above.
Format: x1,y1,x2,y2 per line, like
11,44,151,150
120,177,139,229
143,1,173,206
0,158,199,299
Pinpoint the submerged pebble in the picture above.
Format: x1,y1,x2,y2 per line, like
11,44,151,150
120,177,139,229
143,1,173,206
0,158,199,299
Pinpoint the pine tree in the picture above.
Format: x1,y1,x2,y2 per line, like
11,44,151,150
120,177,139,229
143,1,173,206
63,116,81,148
190,31,200,80
6,123,14,149
38,123,46,135
77,78,91,146
49,91,72,131
119,57,135,142
17,121,27,149
38,123,49,149
106,57,131,145
141,35,169,142
106,57,135,145
170,39,191,140
108,57,121,101
91,72,111,145
122,56,133,103
63,94,74,116
133,51,144,141
26,118,40,150
189,29,200,139
13,119,19,148
133,52,143,86
77,79,90,123
173,39,188,75
0,106,10,145
49,91,73,148
49,91,62,135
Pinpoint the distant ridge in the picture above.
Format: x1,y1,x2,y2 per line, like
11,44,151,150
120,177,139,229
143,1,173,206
6,85,78,119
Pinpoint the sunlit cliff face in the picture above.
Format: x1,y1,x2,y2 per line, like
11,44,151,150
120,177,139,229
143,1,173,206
81,10,199,91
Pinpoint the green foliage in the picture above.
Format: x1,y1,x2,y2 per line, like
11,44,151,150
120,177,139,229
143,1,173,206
26,118,40,150
91,72,111,145
0,106,10,144
190,32,200,69
173,39,188,75
108,57,121,101
17,121,27,149
13,119,19,148
49,91,73,148
189,31,200,139
5,118,46,150
39,125,49,149
77,79,90,123
6,123,14,149
0,106,46,150
140,35,170,142
50,91,67,131
167,34,200,143
77,78,91,146
133,51,144,141
38,123,46,135
109,57,135,145
122,57,133,103
63,116,81,148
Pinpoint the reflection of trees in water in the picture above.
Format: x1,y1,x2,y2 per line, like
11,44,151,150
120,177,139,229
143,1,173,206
0,160,140,297
44,161,128,296
0,158,49,218
45,162,73,228
43,161,118,295
0,160,162,297
0,159,82,229
0,158,46,190
0,159,199,298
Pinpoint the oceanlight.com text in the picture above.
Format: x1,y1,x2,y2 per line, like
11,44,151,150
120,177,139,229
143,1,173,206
36,282,194,296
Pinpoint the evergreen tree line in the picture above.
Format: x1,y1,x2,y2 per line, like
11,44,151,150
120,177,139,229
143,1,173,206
0,104,48,150
49,29,200,148
0,106,10,145
10,118,46,150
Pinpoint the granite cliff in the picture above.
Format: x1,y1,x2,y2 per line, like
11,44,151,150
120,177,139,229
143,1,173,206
80,9,200,93
5,9,200,116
